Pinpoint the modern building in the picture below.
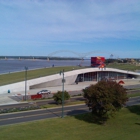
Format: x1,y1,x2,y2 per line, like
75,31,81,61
0,67,140,94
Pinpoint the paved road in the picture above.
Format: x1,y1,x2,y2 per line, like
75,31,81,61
0,104,89,126
0,97,140,126
126,96,140,106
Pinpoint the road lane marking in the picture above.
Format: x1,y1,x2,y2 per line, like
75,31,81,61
0,107,88,122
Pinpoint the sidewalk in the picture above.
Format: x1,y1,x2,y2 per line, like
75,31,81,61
0,80,139,106
0,81,95,106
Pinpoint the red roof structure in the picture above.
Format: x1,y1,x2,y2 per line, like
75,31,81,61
118,80,125,84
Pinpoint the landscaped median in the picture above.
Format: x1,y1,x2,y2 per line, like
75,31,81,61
0,95,85,114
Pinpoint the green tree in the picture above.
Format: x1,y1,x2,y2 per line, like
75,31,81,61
53,90,70,104
83,80,128,123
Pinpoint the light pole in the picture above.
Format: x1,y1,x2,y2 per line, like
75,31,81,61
25,66,28,101
60,69,65,118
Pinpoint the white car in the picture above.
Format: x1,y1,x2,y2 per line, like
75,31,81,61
37,90,51,95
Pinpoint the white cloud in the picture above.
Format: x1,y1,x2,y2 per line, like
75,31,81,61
0,0,140,42
0,0,140,57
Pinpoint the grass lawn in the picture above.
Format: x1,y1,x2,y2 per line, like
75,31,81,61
0,66,83,86
0,105,140,140
127,92,140,98
107,63,140,71
41,101,85,109
0,63,140,86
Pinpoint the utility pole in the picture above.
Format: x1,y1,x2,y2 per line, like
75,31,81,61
60,69,65,118
25,66,28,101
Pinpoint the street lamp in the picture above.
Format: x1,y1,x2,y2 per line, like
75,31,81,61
25,66,28,101
60,69,65,118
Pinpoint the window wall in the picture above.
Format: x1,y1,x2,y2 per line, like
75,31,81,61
75,71,128,83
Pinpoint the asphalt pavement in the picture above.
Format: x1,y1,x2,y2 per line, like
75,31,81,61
0,96,140,126
0,104,89,126
0,79,140,106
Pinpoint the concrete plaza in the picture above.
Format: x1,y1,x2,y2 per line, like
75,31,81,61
0,79,139,106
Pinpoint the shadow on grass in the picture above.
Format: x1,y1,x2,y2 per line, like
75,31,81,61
127,105,140,116
127,105,140,126
135,123,140,125
66,110,103,125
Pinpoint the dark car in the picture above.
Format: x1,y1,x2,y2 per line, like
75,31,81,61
37,90,51,95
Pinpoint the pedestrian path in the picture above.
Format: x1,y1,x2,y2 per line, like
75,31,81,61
0,80,139,106
0,81,95,106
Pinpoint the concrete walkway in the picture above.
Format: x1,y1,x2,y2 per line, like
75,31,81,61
0,79,140,106
0,81,95,106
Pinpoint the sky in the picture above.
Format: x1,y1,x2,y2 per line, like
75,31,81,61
0,0,140,58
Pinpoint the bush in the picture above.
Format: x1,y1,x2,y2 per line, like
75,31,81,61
53,90,70,104
83,80,128,124
0,106,41,114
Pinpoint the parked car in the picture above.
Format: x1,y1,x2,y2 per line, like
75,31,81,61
37,90,51,95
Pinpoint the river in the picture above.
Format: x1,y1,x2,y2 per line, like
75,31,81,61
0,59,90,74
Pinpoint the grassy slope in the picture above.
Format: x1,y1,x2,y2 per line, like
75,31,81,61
0,106,140,140
0,63,140,86
107,63,140,71
0,66,82,86
127,93,140,98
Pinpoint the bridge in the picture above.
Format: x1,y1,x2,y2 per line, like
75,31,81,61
0,50,117,60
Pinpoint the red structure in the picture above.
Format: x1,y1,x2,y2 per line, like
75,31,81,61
91,57,105,67
31,94,42,100
118,80,125,84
